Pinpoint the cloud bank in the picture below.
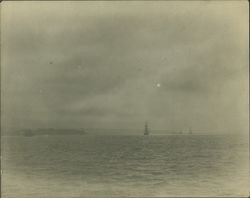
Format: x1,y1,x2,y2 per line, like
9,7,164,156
1,1,248,134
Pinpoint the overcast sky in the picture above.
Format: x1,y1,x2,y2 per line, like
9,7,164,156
1,1,248,134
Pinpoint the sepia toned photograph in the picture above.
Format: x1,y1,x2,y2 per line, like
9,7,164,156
1,1,249,197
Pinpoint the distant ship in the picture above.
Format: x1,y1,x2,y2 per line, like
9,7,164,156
144,121,149,135
23,130,34,137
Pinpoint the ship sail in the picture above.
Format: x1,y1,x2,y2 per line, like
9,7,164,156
144,121,149,135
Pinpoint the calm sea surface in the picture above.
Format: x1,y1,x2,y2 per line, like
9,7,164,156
1,134,249,197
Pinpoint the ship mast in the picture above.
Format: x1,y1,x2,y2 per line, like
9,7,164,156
144,121,149,135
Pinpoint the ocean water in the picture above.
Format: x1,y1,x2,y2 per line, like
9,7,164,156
1,134,249,197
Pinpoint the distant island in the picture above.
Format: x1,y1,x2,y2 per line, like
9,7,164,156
20,128,86,137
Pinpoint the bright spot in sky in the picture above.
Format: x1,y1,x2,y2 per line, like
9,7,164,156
156,83,161,87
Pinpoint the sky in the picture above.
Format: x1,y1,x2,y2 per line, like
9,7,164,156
1,1,249,134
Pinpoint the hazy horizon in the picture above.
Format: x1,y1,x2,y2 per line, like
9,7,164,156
1,1,249,135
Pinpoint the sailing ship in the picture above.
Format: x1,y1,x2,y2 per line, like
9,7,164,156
144,121,149,135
